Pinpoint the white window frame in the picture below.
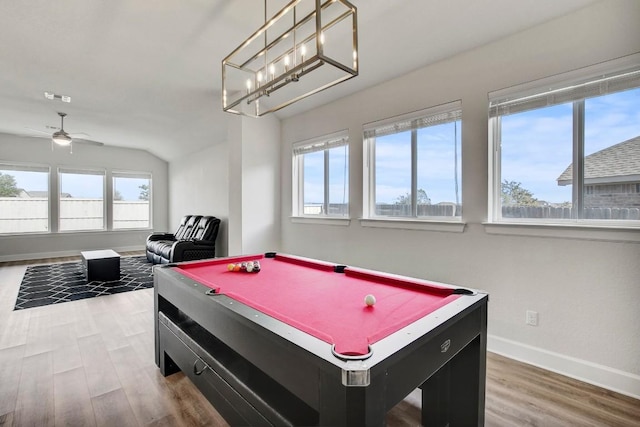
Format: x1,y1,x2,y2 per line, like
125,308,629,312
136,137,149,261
484,54,640,242
58,167,106,232
488,54,640,238
0,162,51,235
361,101,465,232
291,130,350,225
112,170,153,230
0,164,154,235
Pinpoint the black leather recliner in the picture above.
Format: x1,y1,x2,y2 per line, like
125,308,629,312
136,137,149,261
146,215,221,264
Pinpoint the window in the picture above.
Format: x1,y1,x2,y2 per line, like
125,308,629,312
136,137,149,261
364,101,462,219
489,59,640,225
113,172,151,229
1,164,151,235
59,168,105,231
293,131,349,217
0,163,50,233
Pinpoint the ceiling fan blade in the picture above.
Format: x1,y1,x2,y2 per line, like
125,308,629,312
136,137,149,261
26,114,103,148
73,138,104,147
24,127,52,136
68,132,90,139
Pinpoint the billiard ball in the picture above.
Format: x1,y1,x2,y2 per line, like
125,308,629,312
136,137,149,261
227,263,235,271
253,261,261,272
364,294,376,306
246,263,254,272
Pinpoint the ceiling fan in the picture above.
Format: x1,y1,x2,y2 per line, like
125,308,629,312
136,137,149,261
26,112,104,153
52,112,72,146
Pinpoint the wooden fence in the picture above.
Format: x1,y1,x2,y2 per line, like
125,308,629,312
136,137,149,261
502,205,640,220
304,203,639,221
0,198,150,233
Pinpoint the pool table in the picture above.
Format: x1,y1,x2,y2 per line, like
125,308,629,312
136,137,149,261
154,252,488,426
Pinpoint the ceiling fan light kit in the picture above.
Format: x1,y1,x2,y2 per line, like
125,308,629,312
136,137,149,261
52,131,72,146
222,0,358,117
51,112,74,152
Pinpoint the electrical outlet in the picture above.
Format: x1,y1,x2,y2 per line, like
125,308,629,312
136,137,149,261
526,310,539,326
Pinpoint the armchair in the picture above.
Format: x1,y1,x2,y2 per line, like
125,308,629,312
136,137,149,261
146,215,221,264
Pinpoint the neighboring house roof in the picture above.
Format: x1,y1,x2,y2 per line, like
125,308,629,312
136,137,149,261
557,136,640,186
26,191,49,198
16,190,72,198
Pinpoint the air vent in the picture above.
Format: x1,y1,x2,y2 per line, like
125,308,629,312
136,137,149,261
44,92,71,103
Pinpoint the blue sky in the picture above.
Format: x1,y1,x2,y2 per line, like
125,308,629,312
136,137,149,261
4,171,148,200
375,121,461,204
502,88,639,203
304,122,462,205
303,88,638,206
303,145,349,205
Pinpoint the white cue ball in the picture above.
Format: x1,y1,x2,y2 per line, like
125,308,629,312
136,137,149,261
364,294,376,306
246,263,254,272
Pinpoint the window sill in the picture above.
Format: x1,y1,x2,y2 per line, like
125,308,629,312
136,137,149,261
290,216,351,226
359,218,466,233
58,228,153,234
483,221,640,243
0,228,152,238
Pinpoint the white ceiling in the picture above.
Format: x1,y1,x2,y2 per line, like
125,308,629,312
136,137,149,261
0,0,599,161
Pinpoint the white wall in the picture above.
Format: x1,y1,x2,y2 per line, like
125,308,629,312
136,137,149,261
0,133,168,261
168,114,281,257
226,114,281,255
169,142,230,257
239,115,281,254
280,0,640,397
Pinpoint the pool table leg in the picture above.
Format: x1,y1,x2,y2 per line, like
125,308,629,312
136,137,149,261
154,285,180,377
421,363,451,426
158,349,180,376
154,287,160,367
421,333,486,426
318,371,387,427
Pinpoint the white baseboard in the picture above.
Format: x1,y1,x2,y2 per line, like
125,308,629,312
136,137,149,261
0,246,145,263
488,334,640,400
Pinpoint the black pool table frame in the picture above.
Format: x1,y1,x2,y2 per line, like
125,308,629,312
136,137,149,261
154,259,488,426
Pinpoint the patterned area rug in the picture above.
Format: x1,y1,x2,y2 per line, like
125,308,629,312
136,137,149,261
15,256,154,310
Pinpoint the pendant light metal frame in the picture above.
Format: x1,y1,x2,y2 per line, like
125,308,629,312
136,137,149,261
222,0,358,117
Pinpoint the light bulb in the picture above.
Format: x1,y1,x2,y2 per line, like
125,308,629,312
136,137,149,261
269,63,275,80
300,44,306,62
257,71,263,84
246,79,252,94
284,55,290,71
320,32,325,45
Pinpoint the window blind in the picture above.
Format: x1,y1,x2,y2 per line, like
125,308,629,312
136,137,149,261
58,167,106,176
0,163,49,173
363,100,462,139
112,170,152,180
293,130,349,156
489,63,640,118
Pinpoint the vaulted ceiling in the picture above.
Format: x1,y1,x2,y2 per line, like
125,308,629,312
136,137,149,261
0,0,599,160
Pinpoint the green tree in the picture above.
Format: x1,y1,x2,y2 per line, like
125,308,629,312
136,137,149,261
138,184,149,201
501,180,538,206
0,172,20,197
395,188,431,205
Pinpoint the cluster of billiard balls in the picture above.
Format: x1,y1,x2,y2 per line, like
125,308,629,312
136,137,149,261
227,261,261,273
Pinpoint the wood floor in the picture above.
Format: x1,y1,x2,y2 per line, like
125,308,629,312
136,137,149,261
1,256,638,426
